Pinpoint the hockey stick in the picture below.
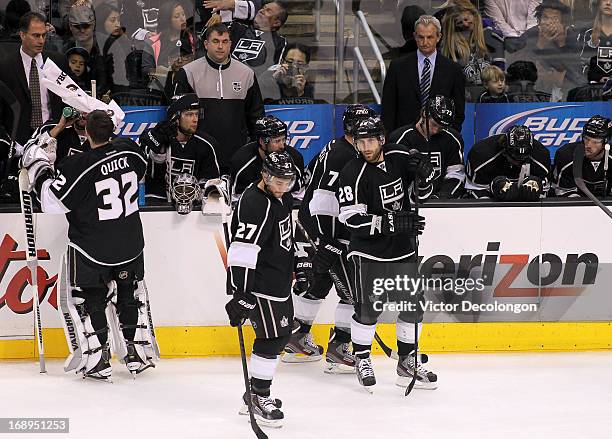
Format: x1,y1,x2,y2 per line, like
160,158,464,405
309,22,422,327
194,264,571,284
604,143,610,198
219,193,267,439
573,142,612,220
18,168,46,373
293,218,402,361
141,279,161,359
0,81,21,181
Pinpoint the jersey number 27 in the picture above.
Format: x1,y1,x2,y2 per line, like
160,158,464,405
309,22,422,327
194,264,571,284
95,171,139,221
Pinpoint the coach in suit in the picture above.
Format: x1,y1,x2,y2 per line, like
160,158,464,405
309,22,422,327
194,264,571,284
381,15,465,133
0,12,65,146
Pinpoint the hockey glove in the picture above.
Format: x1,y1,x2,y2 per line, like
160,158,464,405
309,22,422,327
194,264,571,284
225,291,256,327
407,151,435,185
150,119,176,149
381,211,425,236
491,176,519,201
19,141,53,188
312,238,343,274
293,258,313,295
519,176,543,202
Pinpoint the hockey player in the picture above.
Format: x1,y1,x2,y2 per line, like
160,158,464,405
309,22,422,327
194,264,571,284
230,115,304,199
387,95,465,198
465,125,551,201
139,94,221,202
337,116,437,391
553,115,612,197
286,104,376,372
20,110,158,379
224,151,297,427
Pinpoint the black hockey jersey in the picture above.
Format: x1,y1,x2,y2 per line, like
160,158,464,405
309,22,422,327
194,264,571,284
337,143,432,261
25,121,90,165
230,22,286,76
41,138,147,266
230,141,304,197
297,136,358,243
553,141,612,197
465,134,551,198
140,129,221,198
388,124,465,198
228,183,294,299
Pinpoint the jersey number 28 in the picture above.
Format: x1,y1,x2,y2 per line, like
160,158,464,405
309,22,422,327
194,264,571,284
95,171,138,221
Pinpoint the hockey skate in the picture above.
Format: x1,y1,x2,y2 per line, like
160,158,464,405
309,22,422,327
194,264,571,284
356,356,376,392
240,391,284,428
124,342,156,376
281,331,323,363
396,350,438,390
83,344,112,381
325,328,356,374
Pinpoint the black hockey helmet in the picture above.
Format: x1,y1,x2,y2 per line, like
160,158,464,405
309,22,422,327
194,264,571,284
342,104,377,135
255,116,288,144
504,125,533,163
352,116,385,141
262,151,296,192
424,95,455,128
583,115,612,141
167,94,200,121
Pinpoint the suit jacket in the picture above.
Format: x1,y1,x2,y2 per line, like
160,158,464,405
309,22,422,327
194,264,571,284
381,51,466,133
0,48,66,145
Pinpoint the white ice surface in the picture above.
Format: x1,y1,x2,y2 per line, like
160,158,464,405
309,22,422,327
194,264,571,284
2,352,612,439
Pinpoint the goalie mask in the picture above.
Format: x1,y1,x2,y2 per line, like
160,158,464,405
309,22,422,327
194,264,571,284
505,125,533,164
171,173,201,215
262,151,296,194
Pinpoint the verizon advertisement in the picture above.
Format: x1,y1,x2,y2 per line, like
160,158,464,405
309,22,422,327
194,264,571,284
1,205,612,340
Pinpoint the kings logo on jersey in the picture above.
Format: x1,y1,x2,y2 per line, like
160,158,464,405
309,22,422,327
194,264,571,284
278,215,292,251
169,157,195,176
429,151,442,181
233,39,265,62
379,178,404,212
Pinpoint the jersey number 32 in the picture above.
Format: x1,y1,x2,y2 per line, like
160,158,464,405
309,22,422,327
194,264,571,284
95,171,139,221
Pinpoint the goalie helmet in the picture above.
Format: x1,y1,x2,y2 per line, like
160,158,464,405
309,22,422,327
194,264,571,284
254,116,287,144
352,116,385,141
171,173,201,215
583,115,611,141
424,95,455,128
505,125,533,163
262,151,296,193
167,94,200,121
342,104,376,135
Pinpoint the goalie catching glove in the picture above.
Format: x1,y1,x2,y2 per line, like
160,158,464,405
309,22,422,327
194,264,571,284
381,211,425,236
225,291,256,327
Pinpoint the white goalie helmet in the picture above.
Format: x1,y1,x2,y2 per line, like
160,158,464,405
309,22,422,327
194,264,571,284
171,173,201,215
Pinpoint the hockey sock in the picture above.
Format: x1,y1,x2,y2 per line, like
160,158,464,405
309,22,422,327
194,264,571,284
351,317,376,358
334,302,353,340
84,291,109,345
396,320,422,357
297,319,312,334
332,327,351,344
116,281,139,341
250,352,279,396
293,293,323,331
250,378,272,397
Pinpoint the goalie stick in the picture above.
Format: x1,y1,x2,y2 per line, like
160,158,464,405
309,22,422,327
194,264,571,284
573,142,612,220
218,191,267,439
18,169,46,373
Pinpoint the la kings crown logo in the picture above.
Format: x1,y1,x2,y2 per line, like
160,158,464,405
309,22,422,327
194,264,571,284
379,178,404,211
233,39,265,62
278,215,292,251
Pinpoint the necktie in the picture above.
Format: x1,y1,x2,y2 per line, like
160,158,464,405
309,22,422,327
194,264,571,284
30,57,43,129
420,57,431,104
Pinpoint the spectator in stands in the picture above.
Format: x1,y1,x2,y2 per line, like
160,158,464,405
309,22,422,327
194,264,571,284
577,0,612,72
202,0,262,24
505,60,553,101
567,55,610,100
230,0,287,77
65,46,91,90
142,1,195,88
173,23,264,173
507,0,582,99
94,3,131,96
441,4,492,86
0,0,30,46
388,5,426,58
382,15,465,133
479,65,510,102
121,0,161,41
484,0,540,38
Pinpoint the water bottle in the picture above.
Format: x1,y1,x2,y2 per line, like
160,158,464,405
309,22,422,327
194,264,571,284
138,181,146,207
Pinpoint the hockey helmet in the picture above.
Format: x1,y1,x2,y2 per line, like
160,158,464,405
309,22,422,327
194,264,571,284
583,115,612,141
352,116,385,141
262,151,296,193
424,95,455,128
171,173,202,215
505,125,533,163
254,116,288,144
167,94,200,121
342,104,377,135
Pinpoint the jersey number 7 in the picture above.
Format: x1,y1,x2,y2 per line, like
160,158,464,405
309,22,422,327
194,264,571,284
95,171,139,221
